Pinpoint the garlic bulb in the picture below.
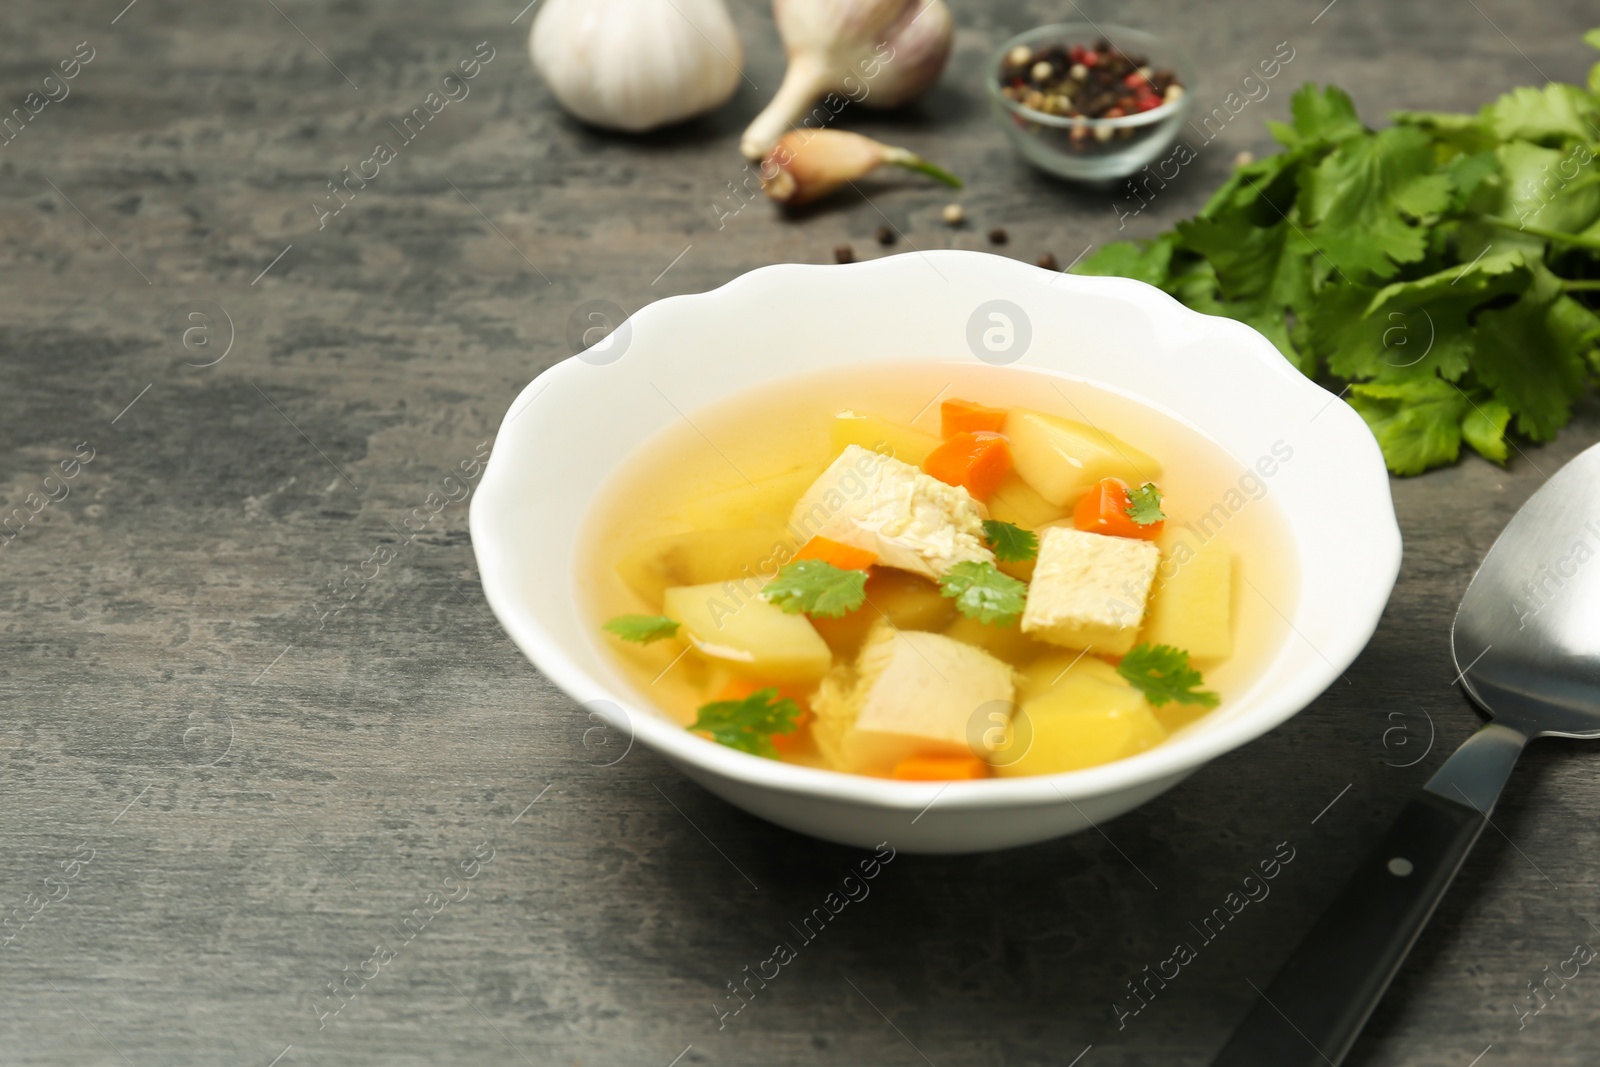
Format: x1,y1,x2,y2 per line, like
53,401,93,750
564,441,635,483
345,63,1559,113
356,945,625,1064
740,0,954,160
530,0,745,133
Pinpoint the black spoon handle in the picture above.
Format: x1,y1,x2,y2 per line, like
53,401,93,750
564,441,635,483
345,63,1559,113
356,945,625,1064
1211,722,1526,1066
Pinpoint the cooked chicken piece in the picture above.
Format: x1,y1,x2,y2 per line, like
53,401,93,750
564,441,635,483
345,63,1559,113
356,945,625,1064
789,444,992,580
1021,526,1159,655
813,622,1015,775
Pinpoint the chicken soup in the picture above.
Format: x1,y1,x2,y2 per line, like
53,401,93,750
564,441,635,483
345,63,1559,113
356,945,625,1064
582,363,1297,780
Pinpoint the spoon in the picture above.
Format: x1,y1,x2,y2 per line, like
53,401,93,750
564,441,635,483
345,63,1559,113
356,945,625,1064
1212,440,1600,1066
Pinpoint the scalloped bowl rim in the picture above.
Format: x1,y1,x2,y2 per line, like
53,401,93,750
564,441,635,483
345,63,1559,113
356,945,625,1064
470,250,1400,816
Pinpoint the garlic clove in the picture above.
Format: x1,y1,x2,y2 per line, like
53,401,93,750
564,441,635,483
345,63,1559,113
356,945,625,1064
759,129,961,206
531,0,745,133
761,129,887,205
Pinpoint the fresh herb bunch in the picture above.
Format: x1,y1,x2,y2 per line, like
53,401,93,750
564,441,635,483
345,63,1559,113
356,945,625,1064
1079,34,1600,475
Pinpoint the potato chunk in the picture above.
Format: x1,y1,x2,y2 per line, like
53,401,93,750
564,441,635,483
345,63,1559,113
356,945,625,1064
1016,652,1121,701
676,467,825,528
830,411,941,466
868,569,957,630
662,582,831,683
616,527,789,607
1142,532,1234,660
1021,527,1159,655
813,624,1015,775
986,471,1065,530
997,655,1165,776
942,614,1048,667
1003,408,1160,506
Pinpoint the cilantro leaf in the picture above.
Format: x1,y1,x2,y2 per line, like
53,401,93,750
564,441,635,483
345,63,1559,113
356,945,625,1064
602,614,680,643
1347,378,1469,475
1443,150,1501,213
1390,108,1482,135
1472,293,1595,441
1117,644,1220,708
1075,233,1178,286
1284,83,1365,148
1176,216,1317,370
761,559,868,619
1494,140,1600,236
1483,83,1600,145
689,689,801,758
1304,279,1386,378
1461,395,1512,465
938,561,1027,627
1197,150,1304,225
1308,251,1532,384
1124,483,1166,525
1178,216,1313,302
982,519,1038,563
1299,125,1454,279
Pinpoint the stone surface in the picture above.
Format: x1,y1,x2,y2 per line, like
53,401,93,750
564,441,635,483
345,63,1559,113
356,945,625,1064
3,0,1599,1064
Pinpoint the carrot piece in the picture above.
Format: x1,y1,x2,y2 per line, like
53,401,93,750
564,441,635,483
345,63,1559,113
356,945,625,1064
922,431,1013,501
892,754,992,781
792,535,877,571
1073,477,1163,540
941,398,1008,438
771,709,812,754
713,678,763,703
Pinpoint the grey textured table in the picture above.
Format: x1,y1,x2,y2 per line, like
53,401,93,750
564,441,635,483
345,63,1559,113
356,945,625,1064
4,1,1599,1064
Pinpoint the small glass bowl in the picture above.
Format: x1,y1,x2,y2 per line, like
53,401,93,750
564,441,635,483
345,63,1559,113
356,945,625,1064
988,23,1194,183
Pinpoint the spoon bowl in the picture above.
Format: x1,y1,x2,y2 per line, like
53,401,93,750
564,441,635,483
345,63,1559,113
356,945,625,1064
1454,442,1600,738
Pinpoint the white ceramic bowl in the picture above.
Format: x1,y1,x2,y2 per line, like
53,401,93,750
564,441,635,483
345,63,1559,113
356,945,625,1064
471,250,1400,854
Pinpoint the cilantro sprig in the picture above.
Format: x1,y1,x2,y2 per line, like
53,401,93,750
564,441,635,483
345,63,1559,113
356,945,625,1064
1117,644,1220,708
1076,48,1600,477
982,519,1039,562
761,559,868,618
689,689,801,758
602,614,680,643
1124,483,1165,526
938,561,1028,627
